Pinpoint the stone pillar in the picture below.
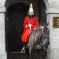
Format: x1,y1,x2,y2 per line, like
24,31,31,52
0,0,7,59
47,8,59,59
45,0,59,58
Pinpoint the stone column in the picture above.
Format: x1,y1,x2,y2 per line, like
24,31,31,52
0,0,7,59
47,8,59,59
45,0,59,58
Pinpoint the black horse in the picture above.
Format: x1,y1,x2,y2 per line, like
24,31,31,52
27,24,49,59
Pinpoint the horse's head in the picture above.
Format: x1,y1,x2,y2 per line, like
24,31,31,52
28,24,49,50
32,24,49,50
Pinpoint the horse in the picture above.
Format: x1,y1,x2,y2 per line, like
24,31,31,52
27,24,50,59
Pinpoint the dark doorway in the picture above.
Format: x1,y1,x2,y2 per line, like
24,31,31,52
38,0,47,24
5,3,29,52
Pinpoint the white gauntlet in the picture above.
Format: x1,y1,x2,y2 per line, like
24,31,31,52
28,24,32,27
34,28,36,30
26,25,28,28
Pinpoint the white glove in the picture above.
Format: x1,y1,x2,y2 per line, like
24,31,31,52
26,25,28,28
34,28,36,30
28,24,32,27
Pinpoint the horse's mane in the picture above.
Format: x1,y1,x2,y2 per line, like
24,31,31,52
28,26,41,46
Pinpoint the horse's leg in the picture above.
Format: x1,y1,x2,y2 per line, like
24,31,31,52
29,47,32,59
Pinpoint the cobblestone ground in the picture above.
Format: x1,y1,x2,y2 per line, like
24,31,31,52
7,51,47,59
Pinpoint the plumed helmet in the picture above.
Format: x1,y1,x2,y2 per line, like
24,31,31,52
28,3,34,16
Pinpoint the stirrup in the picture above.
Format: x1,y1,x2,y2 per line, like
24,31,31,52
21,46,25,53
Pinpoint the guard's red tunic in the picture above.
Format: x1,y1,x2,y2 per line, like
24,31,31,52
21,16,39,43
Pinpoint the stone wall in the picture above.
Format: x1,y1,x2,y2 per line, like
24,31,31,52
0,0,7,59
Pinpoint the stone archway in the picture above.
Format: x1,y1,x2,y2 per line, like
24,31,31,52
5,0,47,59
5,0,47,53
